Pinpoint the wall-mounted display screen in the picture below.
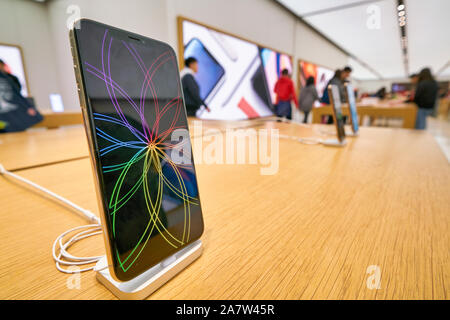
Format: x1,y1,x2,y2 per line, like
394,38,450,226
0,44,29,97
391,82,412,93
179,18,292,120
260,48,293,105
298,60,334,106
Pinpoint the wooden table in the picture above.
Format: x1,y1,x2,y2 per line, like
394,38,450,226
312,103,418,129
33,112,83,129
30,111,275,130
0,118,264,172
438,98,450,119
0,125,89,171
0,122,449,299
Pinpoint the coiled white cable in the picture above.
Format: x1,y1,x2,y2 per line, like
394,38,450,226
0,163,102,273
52,224,103,273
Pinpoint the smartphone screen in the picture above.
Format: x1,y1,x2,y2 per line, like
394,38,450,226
328,84,346,142
73,20,204,281
345,83,359,134
183,38,225,101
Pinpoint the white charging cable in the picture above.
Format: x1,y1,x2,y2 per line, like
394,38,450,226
0,163,102,273
263,117,322,145
278,134,323,145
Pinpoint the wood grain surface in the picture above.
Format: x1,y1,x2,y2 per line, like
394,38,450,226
312,104,418,129
0,122,448,299
0,125,89,171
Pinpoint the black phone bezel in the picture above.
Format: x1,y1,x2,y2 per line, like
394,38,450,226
71,18,205,282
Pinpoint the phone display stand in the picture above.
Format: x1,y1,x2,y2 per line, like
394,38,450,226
346,131,359,137
319,129,336,136
320,129,358,137
95,239,203,300
321,138,347,147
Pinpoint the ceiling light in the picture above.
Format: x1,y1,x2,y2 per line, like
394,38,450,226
396,0,408,77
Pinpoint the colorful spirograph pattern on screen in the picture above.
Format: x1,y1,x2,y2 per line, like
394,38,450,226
83,29,199,273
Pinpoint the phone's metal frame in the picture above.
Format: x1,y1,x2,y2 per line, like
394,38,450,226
344,83,359,135
69,23,119,281
328,84,347,143
69,19,204,282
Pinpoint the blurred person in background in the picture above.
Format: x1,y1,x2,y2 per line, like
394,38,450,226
273,69,298,120
0,59,21,92
180,57,210,117
374,87,387,99
341,66,353,124
405,73,419,102
341,66,352,83
410,73,419,85
299,76,319,123
414,67,438,130
0,64,42,132
321,69,345,124
321,69,344,104
341,66,353,103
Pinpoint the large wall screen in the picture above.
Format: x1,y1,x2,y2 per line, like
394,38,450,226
179,18,292,120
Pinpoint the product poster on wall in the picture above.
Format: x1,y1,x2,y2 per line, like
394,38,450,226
298,60,334,106
180,18,292,120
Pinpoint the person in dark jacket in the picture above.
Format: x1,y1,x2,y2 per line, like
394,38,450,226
180,57,210,117
413,68,438,130
321,69,344,105
374,87,387,99
0,70,42,132
0,59,22,92
299,76,319,123
321,69,345,124
405,73,419,102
